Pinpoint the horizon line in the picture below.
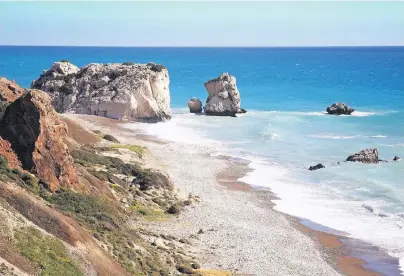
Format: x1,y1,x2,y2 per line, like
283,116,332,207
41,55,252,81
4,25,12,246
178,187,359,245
1,45,404,48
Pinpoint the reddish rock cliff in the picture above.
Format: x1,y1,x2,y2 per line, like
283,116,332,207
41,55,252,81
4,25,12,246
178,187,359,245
0,77,26,103
0,138,21,169
0,89,79,191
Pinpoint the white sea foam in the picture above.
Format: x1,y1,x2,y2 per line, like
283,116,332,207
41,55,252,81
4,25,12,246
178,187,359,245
369,135,388,138
310,134,357,140
240,159,404,275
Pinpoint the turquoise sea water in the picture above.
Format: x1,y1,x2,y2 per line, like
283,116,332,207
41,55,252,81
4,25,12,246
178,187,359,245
1,46,404,274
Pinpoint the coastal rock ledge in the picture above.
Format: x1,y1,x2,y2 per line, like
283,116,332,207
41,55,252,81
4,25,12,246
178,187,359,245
31,61,172,122
204,73,246,116
346,148,379,164
326,102,354,115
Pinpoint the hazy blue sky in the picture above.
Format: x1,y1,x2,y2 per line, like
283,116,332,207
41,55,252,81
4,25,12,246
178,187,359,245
1,1,403,46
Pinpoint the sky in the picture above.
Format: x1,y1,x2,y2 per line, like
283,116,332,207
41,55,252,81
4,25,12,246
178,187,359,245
0,1,403,47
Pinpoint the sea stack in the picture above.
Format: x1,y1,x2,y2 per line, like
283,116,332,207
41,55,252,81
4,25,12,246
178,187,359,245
31,61,172,122
346,149,379,164
188,97,203,113
326,102,354,115
204,72,246,116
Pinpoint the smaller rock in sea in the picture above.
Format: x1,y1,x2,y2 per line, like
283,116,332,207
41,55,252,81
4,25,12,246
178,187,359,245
393,156,401,161
346,148,379,164
187,97,203,113
308,163,325,171
326,102,354,115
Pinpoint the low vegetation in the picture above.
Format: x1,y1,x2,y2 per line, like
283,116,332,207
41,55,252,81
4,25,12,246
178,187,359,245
109,144,146,158
0,155,39,194
14,227,82,276
92,130,120,143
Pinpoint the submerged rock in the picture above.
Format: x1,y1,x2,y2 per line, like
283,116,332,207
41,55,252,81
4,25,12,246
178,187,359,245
31,61,172,122
0,89,79,191
187,97,202,113
308,163,325,171
346,148,379,164
204,73,246,116
326,102,354,115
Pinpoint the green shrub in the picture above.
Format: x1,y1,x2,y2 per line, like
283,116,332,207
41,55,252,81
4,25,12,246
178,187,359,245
0,155,39,194
50,189,121,232
109,144,145,158
166,204,180,215
60,60,69,63
122,62,135,66
15,227,82,276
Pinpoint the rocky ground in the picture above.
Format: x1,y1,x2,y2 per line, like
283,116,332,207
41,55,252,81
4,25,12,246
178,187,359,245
0,78,226,276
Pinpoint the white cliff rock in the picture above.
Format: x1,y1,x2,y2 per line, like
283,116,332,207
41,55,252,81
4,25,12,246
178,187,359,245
204,73,246,116
31,61,171,122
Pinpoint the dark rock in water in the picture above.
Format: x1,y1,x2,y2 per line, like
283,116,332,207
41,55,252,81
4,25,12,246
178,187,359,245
308,163,325,171
346,148,379,164
326,102,354,115
205,111,237,117
187,97,202,113
393,156,401,161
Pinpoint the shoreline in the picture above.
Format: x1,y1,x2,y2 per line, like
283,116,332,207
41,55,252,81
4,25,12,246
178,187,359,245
65,114,400,276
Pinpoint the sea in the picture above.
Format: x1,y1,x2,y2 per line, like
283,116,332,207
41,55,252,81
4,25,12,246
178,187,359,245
1,46,403,275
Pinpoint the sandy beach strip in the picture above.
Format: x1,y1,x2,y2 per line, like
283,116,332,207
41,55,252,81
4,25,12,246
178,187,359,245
64,114,392,276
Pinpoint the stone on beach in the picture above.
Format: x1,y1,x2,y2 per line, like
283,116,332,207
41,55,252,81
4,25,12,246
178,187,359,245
346,148,379,164
326,102,354,115
188,97,203,113
204,73,246,116
31,61,172,122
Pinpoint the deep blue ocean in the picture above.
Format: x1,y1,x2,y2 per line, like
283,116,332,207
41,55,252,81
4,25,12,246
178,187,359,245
1,46,404,274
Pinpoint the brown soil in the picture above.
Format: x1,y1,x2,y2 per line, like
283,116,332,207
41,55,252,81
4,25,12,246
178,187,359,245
0,184,130,276
62,117,100,146
0,235,37,275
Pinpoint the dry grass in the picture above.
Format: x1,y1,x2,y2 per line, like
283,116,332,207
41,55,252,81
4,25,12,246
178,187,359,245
197,269,232,276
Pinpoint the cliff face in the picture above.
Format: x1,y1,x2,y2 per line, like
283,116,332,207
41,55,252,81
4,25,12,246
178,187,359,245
31,61,172,122
0,89,79,191
0,77,26,103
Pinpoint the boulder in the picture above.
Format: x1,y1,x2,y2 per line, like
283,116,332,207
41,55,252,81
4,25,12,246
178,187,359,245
0,89,79,191
308,163,325,171
326,102,354,115
0,77,26,103
31,61,172,122
393,156,401,161
187,97,202,113
204,73,246,116
346,149,379,164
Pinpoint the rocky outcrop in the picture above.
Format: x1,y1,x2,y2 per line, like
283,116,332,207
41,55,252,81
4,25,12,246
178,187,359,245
0,89,79,191
326,102,354,115
308,163,325,171
31,61,172,122
346,149,379,164
0,138,21,169
393,156,401,161
0,77,26,103
204,73,246,116
188,97,202,113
